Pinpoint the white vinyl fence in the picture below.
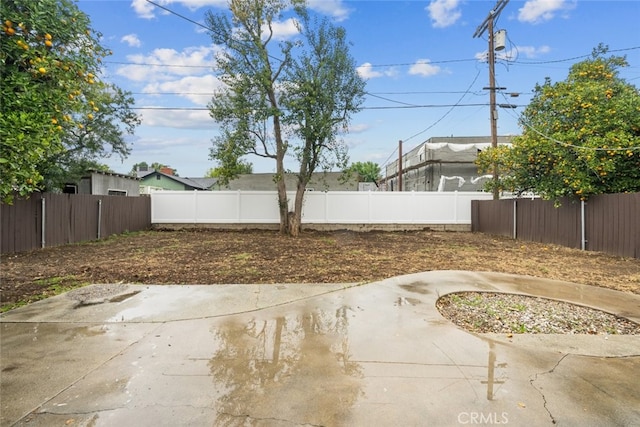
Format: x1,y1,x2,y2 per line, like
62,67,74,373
151,191,493,225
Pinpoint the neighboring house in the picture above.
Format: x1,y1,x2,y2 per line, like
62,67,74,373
212,172,359,191
74,170,141,196
383,136,514,192
137,170,217,192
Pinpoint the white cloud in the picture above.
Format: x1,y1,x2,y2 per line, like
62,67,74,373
357,63,397,80
348,123,370,134
426,0,462,28
511,45,551,59
408,59,441,77
131,0,156,19
121,33,142,48
307,0,351,22
138,107,214,129
264,18,301,41
357,63,382,79
116,46,217,82
518,0,576,24
143,75,222,105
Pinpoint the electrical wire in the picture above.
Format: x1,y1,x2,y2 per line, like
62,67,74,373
144,0,285,64
401,68,482,144
129,102,507,111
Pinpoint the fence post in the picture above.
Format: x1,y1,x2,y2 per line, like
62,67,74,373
97,199,102,239
513,199,517,239
581,200,586,251
41,197,46,248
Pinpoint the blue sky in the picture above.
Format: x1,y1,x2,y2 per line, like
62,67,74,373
76,0,640,177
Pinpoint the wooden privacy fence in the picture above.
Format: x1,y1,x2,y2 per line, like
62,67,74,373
471,192,640,258
1,193,151,254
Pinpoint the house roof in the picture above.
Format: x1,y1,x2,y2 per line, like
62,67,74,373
139,170,217,190
86,169,141,181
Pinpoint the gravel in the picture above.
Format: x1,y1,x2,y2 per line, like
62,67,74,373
67,283,130,304
436,292,640,335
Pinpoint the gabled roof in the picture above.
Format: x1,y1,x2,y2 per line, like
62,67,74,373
139,170,217,190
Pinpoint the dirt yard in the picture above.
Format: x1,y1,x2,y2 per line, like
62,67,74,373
1,229,639,312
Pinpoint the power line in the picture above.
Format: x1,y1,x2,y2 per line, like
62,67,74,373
379,68,483,171
144,0,285,64
103,45,640,74
402,68,482,144
129,102,509,111
505,45,640,65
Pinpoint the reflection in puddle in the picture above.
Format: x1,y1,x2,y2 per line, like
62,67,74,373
394,296,422,306
63,325,108,341
209,306,363,425
482,342,507,400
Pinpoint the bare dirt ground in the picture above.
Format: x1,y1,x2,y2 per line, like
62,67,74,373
2,229,639,314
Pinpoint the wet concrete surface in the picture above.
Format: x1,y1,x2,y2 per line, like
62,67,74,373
1,271,639,426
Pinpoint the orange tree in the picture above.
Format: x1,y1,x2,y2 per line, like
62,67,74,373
0,0,114,202
477,45,640,202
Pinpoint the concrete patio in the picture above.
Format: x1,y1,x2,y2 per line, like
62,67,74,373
2,271,639,426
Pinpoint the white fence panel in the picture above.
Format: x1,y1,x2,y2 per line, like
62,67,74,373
151,191,197,223
151,191,493,224
239,191,282,223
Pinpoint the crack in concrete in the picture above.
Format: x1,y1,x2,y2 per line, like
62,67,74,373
529,353,569,425
15,322,166,425
218,411,325,426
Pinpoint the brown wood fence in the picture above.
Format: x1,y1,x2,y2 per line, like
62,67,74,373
471,193,640,258
1,193,151,254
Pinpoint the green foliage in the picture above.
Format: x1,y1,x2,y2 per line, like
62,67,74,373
41,85,139,190
477,45,640,201
205,0,365,234
281,13,366,188
0,0,138,202
348,161,382,183
206,160,253,184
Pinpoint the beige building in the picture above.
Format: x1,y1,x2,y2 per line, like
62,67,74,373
384,136,514,192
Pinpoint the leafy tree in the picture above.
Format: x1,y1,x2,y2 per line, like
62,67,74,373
205,161,253,182
0,0,137,202
41,84,139,190
130,161,149,175
206,0,365,236
477,45,640,202
347,161,381,184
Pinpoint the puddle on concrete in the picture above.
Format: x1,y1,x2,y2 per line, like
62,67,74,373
208,306,363,425
64,325,108,341
394,296,422,306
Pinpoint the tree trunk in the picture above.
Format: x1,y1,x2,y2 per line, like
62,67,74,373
289,181,306,237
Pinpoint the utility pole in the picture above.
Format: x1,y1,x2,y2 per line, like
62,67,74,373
473,0,509,200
